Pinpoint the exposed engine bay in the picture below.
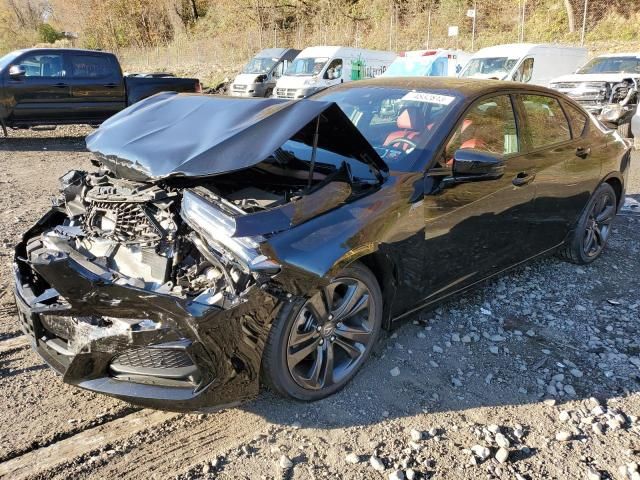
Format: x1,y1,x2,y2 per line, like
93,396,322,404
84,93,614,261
30,168,315,309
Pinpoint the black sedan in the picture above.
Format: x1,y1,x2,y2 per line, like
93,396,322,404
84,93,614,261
13,78,630,410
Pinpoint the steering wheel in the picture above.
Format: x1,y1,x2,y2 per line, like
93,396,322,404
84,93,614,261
387,137,417,153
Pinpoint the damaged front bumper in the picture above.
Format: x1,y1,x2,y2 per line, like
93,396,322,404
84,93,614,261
13,211,284,411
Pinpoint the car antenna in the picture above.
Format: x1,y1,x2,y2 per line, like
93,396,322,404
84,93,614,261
307,115,321,189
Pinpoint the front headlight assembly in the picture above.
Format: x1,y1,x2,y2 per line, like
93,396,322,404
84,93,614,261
181,190,280,275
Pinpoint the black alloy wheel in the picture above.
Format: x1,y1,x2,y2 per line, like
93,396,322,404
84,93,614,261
261,262,382,401
559,182,617,265
582,188,616,259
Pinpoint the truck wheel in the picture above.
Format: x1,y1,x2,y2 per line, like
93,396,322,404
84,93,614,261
264,88,273,98
617,120,631,138
261,262,382,401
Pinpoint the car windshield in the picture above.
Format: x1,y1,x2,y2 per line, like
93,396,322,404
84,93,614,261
242,57,278,74
577,56,640,74
286,57,329,76
460,57,518,79
312,86,461,169
0,50,22,72
383,57,436,77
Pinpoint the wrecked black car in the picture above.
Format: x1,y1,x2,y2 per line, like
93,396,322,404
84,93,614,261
14,78,630,411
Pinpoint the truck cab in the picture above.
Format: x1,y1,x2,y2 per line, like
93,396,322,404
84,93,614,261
229,48,300,98
0,48,200,135
274,46,396,99
0,48,126,127
459,43,588,87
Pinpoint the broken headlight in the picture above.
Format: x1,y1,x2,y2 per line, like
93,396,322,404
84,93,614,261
181,190,280,274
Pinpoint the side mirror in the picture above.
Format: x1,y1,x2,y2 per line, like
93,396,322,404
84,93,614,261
452,149,505,182
9,65,26,78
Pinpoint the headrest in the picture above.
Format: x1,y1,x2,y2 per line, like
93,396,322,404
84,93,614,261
397,107,426,131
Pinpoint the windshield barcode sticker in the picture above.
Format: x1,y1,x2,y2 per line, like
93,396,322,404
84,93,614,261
402,91,455,105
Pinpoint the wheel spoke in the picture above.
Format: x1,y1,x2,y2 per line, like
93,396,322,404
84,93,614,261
307,344,324,385
335,323,371,345
306,291,329,322
321,342,335,387
289,328,319,349
287,337,321,369
593,224,604,248
584,227,595,253
333,281,369,320
334,337,363,359
595,204,615,223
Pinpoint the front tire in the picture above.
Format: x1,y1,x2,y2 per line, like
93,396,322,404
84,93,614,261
558,182,617,265
261,262,382,401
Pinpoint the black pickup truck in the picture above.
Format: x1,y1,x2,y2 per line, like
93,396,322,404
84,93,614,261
0,48,201,135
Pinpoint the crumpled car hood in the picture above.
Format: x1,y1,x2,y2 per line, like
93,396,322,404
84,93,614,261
86,92,387,182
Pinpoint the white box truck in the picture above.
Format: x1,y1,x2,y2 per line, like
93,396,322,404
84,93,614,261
274,46,396,99
382,49,470,78
229,48,300,97
458,43,587,87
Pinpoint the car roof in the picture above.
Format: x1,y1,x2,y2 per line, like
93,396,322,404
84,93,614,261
14,48,115,56
333,76,562,98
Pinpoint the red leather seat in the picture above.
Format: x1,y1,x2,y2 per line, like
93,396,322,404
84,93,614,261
384,107,426,149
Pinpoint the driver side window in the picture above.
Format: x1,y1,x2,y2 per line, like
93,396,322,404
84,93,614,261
16,54,65,78
445,95,518,161
324,59,343,80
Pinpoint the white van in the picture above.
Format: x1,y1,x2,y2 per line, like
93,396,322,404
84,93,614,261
382,49,470,78
229,48,300,97
459,43,587,87
274,46,396,99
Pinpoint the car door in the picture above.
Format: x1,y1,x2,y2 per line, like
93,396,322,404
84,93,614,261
514,93,602,251
7,52,70,122
421,94,538,299
66,53,125,122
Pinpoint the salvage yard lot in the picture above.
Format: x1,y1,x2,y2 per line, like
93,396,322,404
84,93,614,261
0,127,638,480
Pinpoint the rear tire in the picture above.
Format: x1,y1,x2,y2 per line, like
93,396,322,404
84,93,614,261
558,182,617,265
261,262,382,401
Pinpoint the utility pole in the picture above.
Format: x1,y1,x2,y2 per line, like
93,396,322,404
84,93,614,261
580,0,589,45
426,5,432,49
471,0,477,51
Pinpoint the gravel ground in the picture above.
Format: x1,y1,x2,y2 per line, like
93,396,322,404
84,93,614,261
0,126,638,480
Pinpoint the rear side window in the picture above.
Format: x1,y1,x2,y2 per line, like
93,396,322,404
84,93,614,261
563,103,588,138
70,55,114,79
446,95,519,158
520,95,571,149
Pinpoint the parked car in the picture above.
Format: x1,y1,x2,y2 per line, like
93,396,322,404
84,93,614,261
229,48,300,98
550,53,640,138
14,78,629,411
0,48,201,135
274,46,395,99
382,49,470,77
459,43,587,86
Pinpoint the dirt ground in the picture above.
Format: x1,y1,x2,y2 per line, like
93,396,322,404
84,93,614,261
0,127,638,480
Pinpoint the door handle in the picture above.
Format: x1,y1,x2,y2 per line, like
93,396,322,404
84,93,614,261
512,172,536,187
53,83,68,88
575,147,591,158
